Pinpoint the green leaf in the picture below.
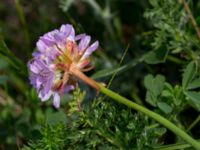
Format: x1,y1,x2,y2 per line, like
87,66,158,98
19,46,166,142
92,67,117,79
187,78,200,90
143,47,169,64
144,74,154,90
144,74,165,96
144,74,165,106
185,91,200,104
91,59,139,79
146,91,157,106
153,127,167,136
157,102,173,114
162,90,173,97
182,61,197,89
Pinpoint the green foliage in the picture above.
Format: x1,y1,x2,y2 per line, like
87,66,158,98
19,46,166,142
144,75,184,115
24,124,67,150
68,87,85,114
143,0,200,64
85,99,166,149
24,95,166,150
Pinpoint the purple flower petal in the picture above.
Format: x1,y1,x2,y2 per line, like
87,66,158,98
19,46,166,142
78,35,91,51
36,40,48,52
82,41,99,59
29,63,40,74
32,51,41,57
64,85,75,93
54,32,66,43
28,59,42,74
60,24,75,41
45,29,59,41
40,37,55,47
75,34,86,41
53,93,60,108
60,24,72,34
29,73,37,88
43,77,54,94
39,90,52,101
36,76,42,89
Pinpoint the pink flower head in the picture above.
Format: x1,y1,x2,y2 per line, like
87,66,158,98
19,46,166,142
28,24,99,108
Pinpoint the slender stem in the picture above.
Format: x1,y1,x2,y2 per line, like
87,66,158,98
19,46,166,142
107,44,129,88
167,55,184,64
72,69,200,149
154,142,191,150
70,65,100,90
180,0,200,41
187,115,200,132
155,139,200,150
98,85,200,149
